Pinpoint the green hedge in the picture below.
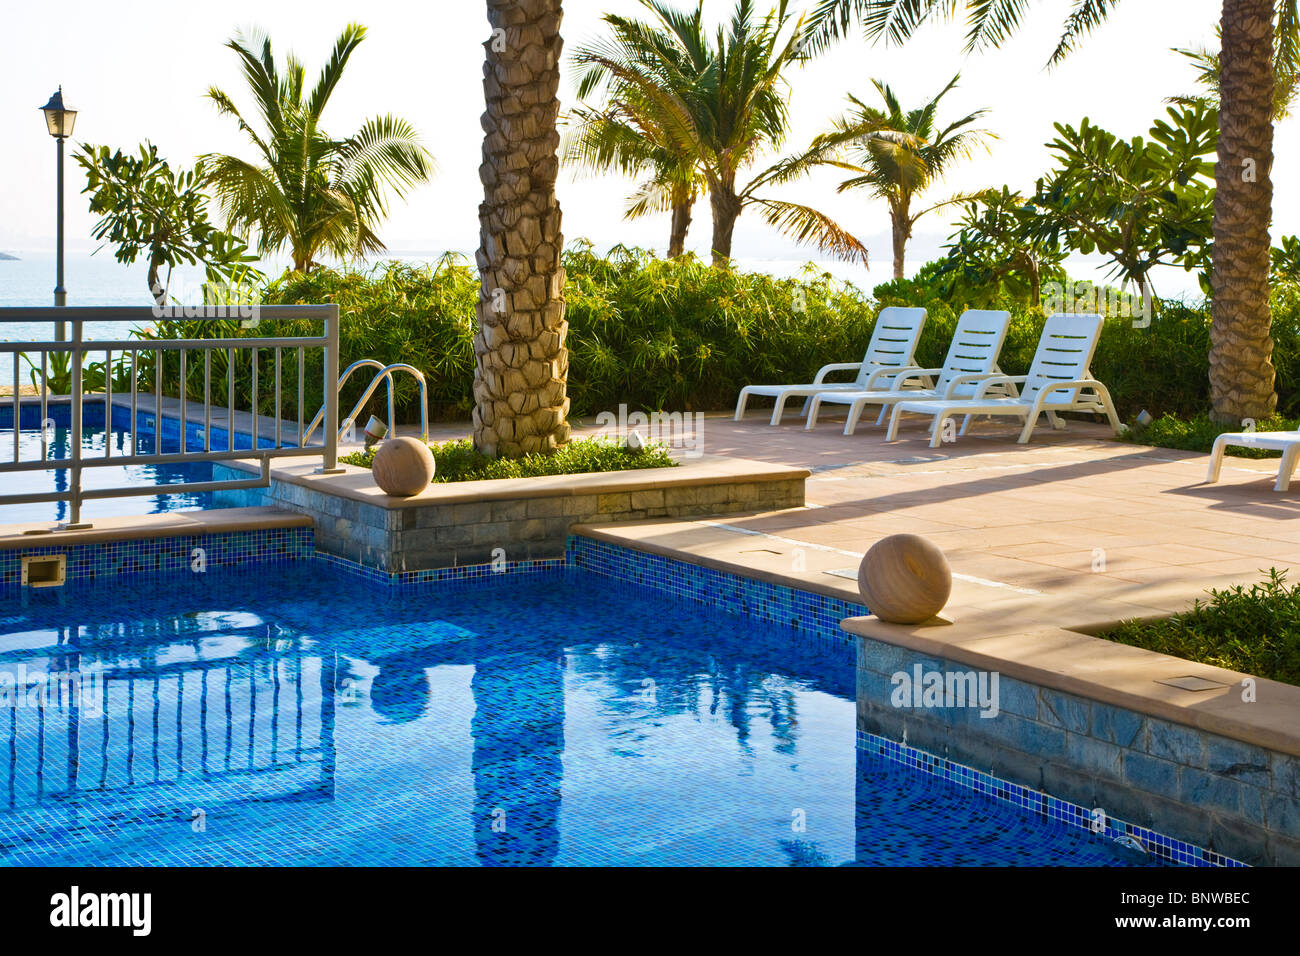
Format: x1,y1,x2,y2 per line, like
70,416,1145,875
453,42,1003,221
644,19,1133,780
142,244,1300,428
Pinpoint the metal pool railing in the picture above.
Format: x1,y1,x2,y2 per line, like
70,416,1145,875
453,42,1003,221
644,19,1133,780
0,305,342,529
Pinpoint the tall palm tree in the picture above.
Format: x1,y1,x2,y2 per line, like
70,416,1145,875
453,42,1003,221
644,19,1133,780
574,0,868,267
816,75,992,278
203,24,436,273
563,95,704,257
808,0,1299,424
473,0,573,457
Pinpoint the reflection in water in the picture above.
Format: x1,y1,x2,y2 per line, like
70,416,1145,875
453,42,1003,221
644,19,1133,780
0,619,335,845
471,647,564,866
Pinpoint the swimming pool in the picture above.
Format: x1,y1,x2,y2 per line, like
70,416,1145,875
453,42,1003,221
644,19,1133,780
0,402,265,524
0,560,1154,867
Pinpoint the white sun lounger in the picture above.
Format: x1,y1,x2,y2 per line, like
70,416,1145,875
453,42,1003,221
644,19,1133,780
885,313,1122,448
734,306,926,425
804,309,1012,435
1207,430,1300,491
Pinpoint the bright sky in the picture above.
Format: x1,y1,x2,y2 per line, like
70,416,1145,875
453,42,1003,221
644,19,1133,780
0,0,1276,294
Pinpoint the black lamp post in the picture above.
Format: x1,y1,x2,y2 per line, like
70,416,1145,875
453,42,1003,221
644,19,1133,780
40,87,77,341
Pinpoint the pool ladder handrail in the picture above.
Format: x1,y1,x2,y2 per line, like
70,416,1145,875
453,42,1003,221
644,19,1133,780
304,359,429,445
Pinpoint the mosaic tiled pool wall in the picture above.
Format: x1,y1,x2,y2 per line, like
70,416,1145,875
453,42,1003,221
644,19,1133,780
211,464,805,574
567,534,870,642
856,635,1299,867
313,550,565,592
0,526,314,592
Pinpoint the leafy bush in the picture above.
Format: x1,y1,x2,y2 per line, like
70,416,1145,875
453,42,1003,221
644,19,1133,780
341,436,675,482
134,243,1300,435
1100,570,1300,686
1122,411,1299,456
562,242,876,413
143,244,882,426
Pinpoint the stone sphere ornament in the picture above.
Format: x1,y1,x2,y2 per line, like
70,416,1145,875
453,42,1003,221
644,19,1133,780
857,533,953,625
371,437,435,497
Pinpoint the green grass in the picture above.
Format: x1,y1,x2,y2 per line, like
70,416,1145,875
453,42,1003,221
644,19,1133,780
1121,411,1300,457
341,436,676,482
1099,569,1300,686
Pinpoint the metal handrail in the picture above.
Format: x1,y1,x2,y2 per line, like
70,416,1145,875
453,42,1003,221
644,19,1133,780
303,361,429,445
0,305,341,530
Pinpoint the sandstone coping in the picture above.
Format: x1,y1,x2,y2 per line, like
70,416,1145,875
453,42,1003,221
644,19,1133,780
0,506,312,550
217,454,809,507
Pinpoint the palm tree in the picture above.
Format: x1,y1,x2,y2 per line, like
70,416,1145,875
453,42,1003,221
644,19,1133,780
203,24,435,273
563,96,704,257
473,0,573,457
816,75,992,278
574,0,868,268
808,0,1299,424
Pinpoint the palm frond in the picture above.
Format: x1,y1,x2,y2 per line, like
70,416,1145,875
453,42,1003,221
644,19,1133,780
1048,0,1122,66
308,23,367,120
752,197,869,265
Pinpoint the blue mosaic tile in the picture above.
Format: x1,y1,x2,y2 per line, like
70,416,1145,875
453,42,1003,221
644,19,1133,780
0,526,314,593
856,730,1245,867
566,534,870,642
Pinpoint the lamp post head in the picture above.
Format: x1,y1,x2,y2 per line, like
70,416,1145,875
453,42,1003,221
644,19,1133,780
40,87,76,139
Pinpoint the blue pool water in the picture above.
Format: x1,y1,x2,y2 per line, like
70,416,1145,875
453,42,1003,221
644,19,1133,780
0,563,1154,867
0,403,266,524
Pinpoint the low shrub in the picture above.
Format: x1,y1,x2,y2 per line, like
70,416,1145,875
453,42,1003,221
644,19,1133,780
1100,570,1300,686
1122,412,1300,456
136,244,1300,434
341,436,675,482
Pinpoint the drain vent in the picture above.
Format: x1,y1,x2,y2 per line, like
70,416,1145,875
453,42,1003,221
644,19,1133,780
21,554,66,588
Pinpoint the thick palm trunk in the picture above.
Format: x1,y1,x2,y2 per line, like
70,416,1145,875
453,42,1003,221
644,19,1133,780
709,185,742,267
667,201,692,258
1210,0,1277,423
473,0,571,457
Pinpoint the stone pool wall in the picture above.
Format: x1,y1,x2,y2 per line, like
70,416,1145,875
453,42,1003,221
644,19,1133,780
213,458,807,574
855,635,1300,867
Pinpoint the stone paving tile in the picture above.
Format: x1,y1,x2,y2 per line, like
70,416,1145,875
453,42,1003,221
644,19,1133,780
394,413,1299,633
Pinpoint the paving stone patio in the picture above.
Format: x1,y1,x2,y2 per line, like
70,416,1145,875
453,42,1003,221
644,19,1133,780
585,409,1299,631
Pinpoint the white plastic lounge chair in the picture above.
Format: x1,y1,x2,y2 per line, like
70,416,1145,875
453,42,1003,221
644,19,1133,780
804,309,1012,435
734,306,926,425
885,313,1122,448
1207,429,1300,491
